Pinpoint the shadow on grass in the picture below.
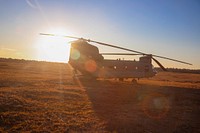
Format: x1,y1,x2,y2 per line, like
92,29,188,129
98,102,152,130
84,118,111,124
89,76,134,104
79,78,200,133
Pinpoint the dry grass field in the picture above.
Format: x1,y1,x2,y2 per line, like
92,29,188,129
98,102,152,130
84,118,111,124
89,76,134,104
0,59,200,132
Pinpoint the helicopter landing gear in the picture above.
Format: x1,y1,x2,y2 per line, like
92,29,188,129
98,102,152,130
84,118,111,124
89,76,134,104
132,79,137,84
72,70,76,81
119,78,124,81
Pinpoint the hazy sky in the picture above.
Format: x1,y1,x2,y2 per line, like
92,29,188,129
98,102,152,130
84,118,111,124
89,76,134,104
0,0,199,69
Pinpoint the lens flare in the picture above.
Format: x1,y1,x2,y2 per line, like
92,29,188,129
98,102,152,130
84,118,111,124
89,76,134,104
71,49,80,60
142,93,170,119
85,60,97,73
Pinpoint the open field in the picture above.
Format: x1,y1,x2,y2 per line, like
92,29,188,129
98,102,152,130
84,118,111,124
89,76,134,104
0,59,200,132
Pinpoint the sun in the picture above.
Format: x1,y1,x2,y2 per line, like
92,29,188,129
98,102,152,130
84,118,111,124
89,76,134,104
35,28,74,63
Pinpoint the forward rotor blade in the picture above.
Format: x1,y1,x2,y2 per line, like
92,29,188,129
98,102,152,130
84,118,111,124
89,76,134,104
63,35,81,40
100,53,142,56
40,33,80,40
40,33,55,36
89,40,192,65
39,33,192,66
152,57,167,71
89,40,145,55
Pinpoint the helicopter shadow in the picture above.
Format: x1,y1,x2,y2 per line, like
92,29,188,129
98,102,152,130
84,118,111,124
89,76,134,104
79,78,200,133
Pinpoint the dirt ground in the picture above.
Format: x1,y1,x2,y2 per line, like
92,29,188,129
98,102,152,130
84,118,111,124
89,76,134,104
0,60,200,132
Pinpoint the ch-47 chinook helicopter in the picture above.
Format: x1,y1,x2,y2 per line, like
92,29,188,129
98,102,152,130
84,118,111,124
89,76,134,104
40,33,192,82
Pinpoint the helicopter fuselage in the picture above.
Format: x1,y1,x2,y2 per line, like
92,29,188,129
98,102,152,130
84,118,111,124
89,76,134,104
40,33,192,77
68,40,156,79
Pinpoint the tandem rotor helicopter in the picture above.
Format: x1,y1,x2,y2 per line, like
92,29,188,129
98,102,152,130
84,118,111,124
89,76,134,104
40,33,192,82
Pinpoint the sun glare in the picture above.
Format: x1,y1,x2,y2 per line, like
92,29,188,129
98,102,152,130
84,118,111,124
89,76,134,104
36,28,74,63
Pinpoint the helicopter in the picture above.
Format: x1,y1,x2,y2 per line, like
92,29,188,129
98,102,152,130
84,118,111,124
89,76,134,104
40,33,192,82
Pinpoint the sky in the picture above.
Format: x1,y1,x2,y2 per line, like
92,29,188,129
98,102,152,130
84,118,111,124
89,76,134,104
0,0,199,69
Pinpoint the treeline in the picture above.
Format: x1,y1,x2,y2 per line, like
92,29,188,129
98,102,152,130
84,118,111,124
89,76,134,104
155,67,200,74
0,57,27,62
0,58,64,64
1,57,200,74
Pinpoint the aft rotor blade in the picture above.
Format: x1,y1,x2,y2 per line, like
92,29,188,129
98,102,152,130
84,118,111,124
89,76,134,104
152,55,192,65
101,53,142,56
152,57,167,71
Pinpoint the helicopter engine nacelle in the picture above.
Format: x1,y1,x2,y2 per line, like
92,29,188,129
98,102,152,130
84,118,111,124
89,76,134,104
69,40,104,62
139,56,152,64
